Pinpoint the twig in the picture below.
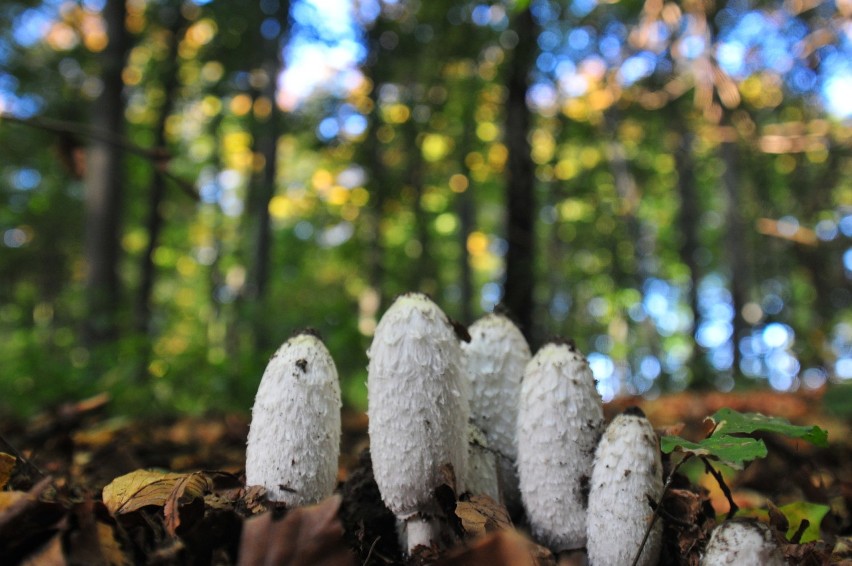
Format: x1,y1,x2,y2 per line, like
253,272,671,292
631,453,693,566
362,536,380,566
0,112,199,201
0,433,46,481
700,456,738,519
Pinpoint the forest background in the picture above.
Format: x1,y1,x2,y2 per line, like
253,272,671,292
1,0,851,417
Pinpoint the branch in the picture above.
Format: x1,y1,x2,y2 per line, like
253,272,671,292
0,112,200,201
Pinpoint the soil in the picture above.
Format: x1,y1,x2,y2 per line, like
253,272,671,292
0,390,849,565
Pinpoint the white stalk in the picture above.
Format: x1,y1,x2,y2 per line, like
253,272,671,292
367,293,469,554
517,340,604,552
465,422,501,502
462,313,530,513
587,409,663,566
245,331,341,506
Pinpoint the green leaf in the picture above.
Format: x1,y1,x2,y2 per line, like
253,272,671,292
710,408,829,447
779,501,830,543
511,0,531,13
660,435,767,470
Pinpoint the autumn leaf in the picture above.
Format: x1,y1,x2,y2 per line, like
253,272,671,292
102,468,213,535
237,495,355,566
0,453,14,490
455,494,513,539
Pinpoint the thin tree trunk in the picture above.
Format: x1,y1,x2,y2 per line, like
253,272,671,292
136,10,186,336
503,7,537,341
247,2,289,303
456,73,478,323
674,122,714,387
84,0,129,345
721,120,749,378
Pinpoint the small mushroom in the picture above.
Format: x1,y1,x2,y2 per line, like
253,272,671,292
367,293,469,553
465,422,501,502
245,331,342,506
587,408,663,566
462,313,531,513
517,340,604,552
700,519,786,566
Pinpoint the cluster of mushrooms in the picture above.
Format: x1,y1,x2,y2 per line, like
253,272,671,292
244,293,785,565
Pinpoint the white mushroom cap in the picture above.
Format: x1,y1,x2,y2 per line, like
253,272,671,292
700,519,786,566
517,340,604,552
587,409,663,566
462,313,530,512
245,331,342,506
465,422,501,503
367,293,469,521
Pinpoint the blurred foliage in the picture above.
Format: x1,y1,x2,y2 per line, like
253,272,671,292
0,0,851,417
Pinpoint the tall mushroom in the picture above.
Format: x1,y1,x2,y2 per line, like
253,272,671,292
587,408,663,566
367,293,469,553
245,330,342,506
462,313,531,513
517,340,604,552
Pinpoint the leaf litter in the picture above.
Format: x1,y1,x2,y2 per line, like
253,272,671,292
0,390,849,564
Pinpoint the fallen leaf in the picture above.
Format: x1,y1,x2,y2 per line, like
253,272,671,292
0,452,15,489
237,495,355,566
456,494,512,539
778,501,830,543
163,472,211,536
21,532,66,566
437,530,555,566
102,469,212,517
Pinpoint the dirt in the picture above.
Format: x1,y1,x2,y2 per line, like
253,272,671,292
0,390,850,565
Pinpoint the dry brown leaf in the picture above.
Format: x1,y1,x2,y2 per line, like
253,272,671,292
102,469,212,519
437,529,556,566
0,452,15,490
456,494,513,539
21,533,66,566
237,494,355,566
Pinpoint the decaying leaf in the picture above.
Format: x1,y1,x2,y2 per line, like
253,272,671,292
436,530,555,566
0,452,15,490
102,469,212,516
102,469,214,536
455,494,513,539
237,494,355,566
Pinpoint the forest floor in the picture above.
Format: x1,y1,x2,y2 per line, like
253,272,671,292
0,389,850,565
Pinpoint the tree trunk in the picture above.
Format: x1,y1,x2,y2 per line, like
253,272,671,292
83,0,130,345
502,7,537,341
246,2,289,303
135,9,186,336
721,121,749,378
456,73,478,324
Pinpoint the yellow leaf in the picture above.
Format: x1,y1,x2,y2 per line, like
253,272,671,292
101,469,212,518
0,452,15,490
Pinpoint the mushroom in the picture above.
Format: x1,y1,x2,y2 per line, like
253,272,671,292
245,330,342,506
465,422,501,502
462,313,531,513
517,339,604,552
587,408,663,566
367,293,469,553
700,519,786,566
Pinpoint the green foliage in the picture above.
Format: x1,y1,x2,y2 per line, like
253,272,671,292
661,408,829,469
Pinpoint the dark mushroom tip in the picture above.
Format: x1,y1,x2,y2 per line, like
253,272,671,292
623,406,646,418
544,336,578,351
448,318,472,343
293,327,324,340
